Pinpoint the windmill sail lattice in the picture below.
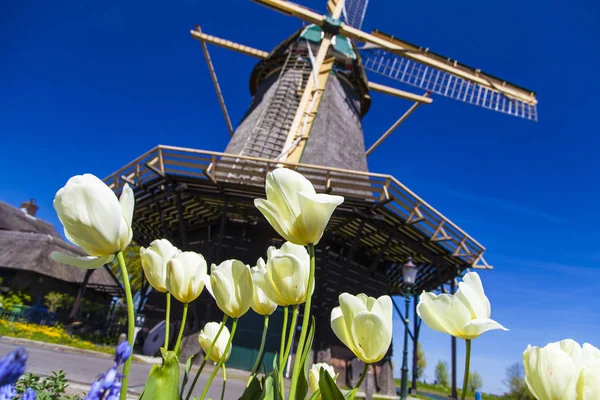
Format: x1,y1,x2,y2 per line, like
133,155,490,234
340,0,369,29
360,47,538,121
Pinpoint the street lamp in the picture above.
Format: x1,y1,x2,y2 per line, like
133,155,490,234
400,257,418,400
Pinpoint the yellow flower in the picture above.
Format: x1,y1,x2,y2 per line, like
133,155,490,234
205,260,253,318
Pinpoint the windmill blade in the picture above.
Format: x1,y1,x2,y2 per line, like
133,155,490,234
359,32,538,121
328,0,370,29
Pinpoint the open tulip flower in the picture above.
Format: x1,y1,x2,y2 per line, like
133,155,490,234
254,167,344,246
417,272,507,340
140,239,180,293
166,251,207,303
330,293,393,364
252,242,312,306
205,259,254,318
523,339,600,400
199,322,231,363
51,174,134,269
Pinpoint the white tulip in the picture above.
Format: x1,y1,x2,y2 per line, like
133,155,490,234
254,168,343,245
205,260,253,318
140,239,180,293
251,281,277,316
309,363,336,393
330,293,393,364
251,242,312,306
198,322,231,363
51,174,134,269
166,251,207,303
523,339,600,400
416,272,507,340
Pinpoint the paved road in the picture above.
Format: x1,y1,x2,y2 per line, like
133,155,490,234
0,341,247,399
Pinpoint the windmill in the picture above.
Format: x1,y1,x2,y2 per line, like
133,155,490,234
105,1,537,397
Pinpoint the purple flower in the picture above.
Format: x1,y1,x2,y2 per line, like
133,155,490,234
104,380,121,400
0,384,16,400
115,342,131,366
22,388,37,400
84,380,104,400
102,368,117,391
0,347,27,387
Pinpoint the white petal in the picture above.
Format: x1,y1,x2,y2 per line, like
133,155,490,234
374,295,393,331
558,339,584,368
54,174,123,256
254,199,294,243
51,252,114,269
577,360,600,399
455,272,491,320
119,184,135,228
582,343,600,366
462,318,508,339
266,168,315,221
351,311,392,363
331,306,356,355
296,192,344,245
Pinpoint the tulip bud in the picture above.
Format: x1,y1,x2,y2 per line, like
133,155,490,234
309,363,336,394
198,322,231,363
251,242,312,306
205,260,253,318
51,174,135,269
140,239,180,293
417,272,507,340
331,293,393,364
254,168,343,245
250,280,277,316
166,252,207,303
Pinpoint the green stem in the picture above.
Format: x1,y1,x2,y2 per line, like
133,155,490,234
279,306,289,372
174,302,189,356
289,243,316,400
354,363,370,390
116,251,135,400
249,315,269,380
185,315,228,400
200,319,238,400
461,339,472,400
164,293,171,350
220,364,227,400
282,305,298,372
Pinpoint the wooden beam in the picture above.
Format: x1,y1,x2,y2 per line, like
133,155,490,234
190,29,270,59
194,25,234,137
366,94,429,156
367,82,432,104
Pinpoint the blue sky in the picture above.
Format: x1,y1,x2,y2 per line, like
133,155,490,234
2,0,599,394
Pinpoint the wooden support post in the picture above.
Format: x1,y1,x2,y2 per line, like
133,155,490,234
194,25,234,137
69,269,94,320
411,294,420,391
174,191,187,249
214,197,229,263
155,198,172,242
368,231,394,276
451,279,458,399
347,220,365,263
365,96,429,156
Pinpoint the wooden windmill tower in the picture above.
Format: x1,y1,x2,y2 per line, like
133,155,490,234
105,0,537,397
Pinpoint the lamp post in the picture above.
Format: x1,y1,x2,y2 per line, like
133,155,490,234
400,257,418,400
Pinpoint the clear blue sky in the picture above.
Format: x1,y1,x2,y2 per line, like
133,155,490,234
2,0,599,394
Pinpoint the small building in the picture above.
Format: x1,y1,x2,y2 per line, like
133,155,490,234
0,199,122,315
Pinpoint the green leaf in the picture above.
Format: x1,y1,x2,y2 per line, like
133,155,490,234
139,349,180,400
343,388,359,400
292,317,315,400
308,390,321,400
180,352,200,395
318,368,344,400
261,371,283,400
239,376,263,400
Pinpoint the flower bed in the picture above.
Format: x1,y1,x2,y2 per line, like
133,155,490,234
0,320,114,354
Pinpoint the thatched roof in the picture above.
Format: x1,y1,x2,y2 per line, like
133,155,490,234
0,200,122,293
